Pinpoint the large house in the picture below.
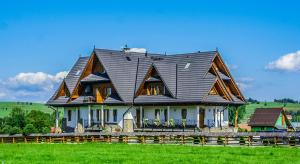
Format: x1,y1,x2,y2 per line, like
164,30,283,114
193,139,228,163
47,48,246,132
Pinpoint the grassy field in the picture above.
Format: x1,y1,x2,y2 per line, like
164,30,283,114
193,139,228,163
241,102,300,123
0,102,52,118
0,143,299,164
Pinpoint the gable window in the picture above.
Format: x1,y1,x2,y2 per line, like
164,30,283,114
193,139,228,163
155,109,160,120
105,87,112,98
181,109,187,120
68,110,72,121
113,109,117,122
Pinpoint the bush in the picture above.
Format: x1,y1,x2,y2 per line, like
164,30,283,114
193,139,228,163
23,124,37,136
9,126,21,135
41,127,50,134
2,125,12,134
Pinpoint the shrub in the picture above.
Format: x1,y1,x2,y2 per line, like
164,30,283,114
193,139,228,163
23,124,37,136
2,125,12,134
41,127,50,134
9,126,21,135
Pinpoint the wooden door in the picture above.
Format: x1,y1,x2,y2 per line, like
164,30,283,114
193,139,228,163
136,109,141,128
199,108,205,128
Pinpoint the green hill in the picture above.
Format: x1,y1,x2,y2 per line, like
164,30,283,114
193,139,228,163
242,102,300,123
0,102,52,118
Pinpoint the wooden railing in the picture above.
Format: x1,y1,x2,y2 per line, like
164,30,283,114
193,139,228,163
0,132,299,146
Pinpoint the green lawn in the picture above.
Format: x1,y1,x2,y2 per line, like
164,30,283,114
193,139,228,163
0,143,299,164
242,102,300,123
0,102,52,118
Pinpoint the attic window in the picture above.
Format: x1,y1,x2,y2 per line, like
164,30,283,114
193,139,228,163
75,70,81,76
184,63,191,69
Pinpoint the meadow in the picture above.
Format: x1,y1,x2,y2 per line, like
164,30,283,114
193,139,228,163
0,102,52,118
0,143,299,164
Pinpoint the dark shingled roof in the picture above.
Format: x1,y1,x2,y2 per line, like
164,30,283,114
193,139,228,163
248,108,283,126
47,48,245,106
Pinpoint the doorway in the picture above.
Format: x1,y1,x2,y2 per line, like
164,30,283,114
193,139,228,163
136,109,141,128
199,108,205,128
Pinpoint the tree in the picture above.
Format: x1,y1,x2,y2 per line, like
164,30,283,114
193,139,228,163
23,124,37,136
26,110,52,133
228,105,246,126
7,107,26,128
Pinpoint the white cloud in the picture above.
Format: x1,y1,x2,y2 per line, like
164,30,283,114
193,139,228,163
0,71,68,102
236,77,254,91
125,48,147,53
266,51,300,72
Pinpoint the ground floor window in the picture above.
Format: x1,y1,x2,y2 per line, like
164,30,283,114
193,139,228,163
105,109,109,122
78,110,81,121
113,109,117,122
181,109,187,120
68,110,72,121
96,109,100,122
155,109,160,120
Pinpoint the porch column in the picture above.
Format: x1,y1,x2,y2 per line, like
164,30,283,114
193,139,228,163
75,108,78,129
101,105,104,127
196,106,200,128
55,108,59,128
88,105,91,127
140,106,143,127
167,106,170,125
214,107,218,128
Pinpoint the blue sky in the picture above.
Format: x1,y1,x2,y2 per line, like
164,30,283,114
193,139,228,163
0,0,300,102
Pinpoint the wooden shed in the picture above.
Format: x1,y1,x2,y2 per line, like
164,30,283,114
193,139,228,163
249,108,294,132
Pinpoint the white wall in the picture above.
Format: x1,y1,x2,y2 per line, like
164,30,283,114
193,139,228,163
63,105,229,129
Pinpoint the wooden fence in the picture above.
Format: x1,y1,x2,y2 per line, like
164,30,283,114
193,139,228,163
0,132,300,146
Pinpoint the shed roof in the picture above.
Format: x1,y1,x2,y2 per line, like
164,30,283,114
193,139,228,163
248,108,283,126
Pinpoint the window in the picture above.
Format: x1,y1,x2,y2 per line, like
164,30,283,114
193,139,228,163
113,109,117,122
106,109,110,122
78,110,81,121
164,109,168,122
181,109,187,120
155,109,160,120
84,85,92,95
68,110,72,121
90,110,94,122
96,109,100,122
105,87,112,98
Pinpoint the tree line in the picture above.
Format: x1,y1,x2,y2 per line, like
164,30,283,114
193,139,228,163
0,108,55,135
